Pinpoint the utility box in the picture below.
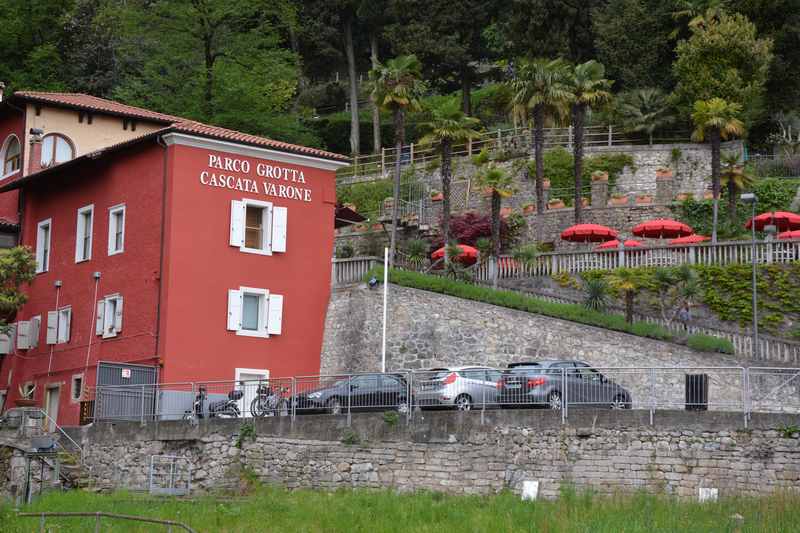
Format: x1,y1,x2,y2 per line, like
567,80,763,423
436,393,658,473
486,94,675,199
685,374,709,411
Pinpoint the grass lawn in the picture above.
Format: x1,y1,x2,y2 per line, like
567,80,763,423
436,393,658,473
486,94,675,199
2,486,799,532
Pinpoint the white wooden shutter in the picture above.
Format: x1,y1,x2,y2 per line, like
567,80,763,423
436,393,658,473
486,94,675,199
229,200,244,247
227,289,242,331
113,296,123,332
96,300,105,335
267,294,283,335
30,316,40,348
46,311,57,345
16,320,30,350
271,206,287,253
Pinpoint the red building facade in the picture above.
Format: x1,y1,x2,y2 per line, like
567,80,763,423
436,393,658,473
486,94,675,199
0,92,348,425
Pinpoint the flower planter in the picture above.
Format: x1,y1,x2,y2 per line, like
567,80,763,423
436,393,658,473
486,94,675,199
354,224,368,233
609,195,628,206
14,398,37,407
591,170,609,182
655,168,673,179
703,191,714,200
547,199,565,210
636,195,654,205
371,223,383,231
500,207,513,218
430,192,444,202
522,204,536,215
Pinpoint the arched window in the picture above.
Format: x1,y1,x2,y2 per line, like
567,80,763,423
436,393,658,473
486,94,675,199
41,134,75,167
3,135,20,175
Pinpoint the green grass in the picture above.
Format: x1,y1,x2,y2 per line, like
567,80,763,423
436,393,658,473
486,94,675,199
368,267,683,345
687,333,736,355
3,486,799,532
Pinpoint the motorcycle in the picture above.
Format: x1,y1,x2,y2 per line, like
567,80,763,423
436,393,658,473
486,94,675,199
250,382,289,417
183,385,243,419
183,386,207,420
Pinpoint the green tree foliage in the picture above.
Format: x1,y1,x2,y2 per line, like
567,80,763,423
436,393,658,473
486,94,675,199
672,10,773,126
720,151,754,222
0,247,36,327
616,89,675,145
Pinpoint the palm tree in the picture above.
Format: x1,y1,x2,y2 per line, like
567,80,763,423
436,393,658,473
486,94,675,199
670,0,728,38
691,98,744,243
369,55,425,266
617,88,675,145
565,60,613,223
607,268,641,323
419,102,481,265
474,160,515,288
510,58,570,240
720,151,754,222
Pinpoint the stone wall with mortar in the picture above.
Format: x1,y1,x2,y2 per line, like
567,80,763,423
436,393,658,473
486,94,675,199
50,410,800,499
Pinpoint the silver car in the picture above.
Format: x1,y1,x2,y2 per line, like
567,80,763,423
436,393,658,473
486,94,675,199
414,366,502,411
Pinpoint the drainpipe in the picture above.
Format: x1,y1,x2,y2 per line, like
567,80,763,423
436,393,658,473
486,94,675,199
46,280,62,375
82,272,101,394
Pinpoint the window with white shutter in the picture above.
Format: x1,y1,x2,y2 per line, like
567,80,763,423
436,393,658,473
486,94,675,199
29,316,41,348
227,287,283,338
229,199,287,256
57,307,71,344
100,295,123,338
35,219,52,273
16,320,30,350
0,324,14,354
46,311,58,345
75,204,94,262
96,300,105,335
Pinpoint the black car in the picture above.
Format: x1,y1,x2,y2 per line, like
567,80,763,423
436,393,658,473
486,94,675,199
292,373,411,415
497,360,632,409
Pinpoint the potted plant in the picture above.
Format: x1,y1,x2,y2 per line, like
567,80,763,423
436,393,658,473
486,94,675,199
581,197,590,208
547,198,565,209
354,223,368,233
636,194,654,205
371,222,383,231
482,187,493,197
500,206,513,219
15,384,37,407
610,193,628,206
383,197,394,210
430,190,444,202
591,170,609,182
522,202,536,215
655,167,673,179
675,192,693,202
703,190,714,200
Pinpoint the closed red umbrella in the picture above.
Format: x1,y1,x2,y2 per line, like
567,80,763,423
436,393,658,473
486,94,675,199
595,239,644,250
560,223,618,243
778,230,800,240
431,244,478,263
632,219,693,239
746,211,800,232
669,234,710,245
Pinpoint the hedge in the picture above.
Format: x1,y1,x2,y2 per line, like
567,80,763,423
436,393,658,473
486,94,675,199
686,334,735,354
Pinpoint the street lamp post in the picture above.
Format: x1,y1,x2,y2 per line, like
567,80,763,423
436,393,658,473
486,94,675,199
741,193,758,358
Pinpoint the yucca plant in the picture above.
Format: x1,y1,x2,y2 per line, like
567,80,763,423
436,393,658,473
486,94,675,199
404,239,429,270
583,277,610,312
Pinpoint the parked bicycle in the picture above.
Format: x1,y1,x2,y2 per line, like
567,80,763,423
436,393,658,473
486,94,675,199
250,382,289,417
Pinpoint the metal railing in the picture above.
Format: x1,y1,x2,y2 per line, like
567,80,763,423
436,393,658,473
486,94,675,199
18,512,197,533
339,125,690,179
90,367,800,428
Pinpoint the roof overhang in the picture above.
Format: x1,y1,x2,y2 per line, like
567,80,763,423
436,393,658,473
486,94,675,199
161,133,351,171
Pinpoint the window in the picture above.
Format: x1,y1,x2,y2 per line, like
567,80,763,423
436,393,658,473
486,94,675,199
226,287,283,338
229,199,287,255
71,375,83,402
96,295,123,338
108,204,125,255
35,219,52,273
75,205,93,262
0,324,16,354
51,307,72,344
0,390,6,413
29,316,41,349
2,135,20,176
41,134,74,167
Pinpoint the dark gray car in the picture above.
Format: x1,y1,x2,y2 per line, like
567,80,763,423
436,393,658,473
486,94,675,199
497,360,632,410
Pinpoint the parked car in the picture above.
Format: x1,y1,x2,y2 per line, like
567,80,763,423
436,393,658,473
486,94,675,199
497,360,632,410
414,366,503,411
291,373,411,415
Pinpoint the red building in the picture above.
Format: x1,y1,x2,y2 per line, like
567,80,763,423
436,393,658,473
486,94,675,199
0,91,348,425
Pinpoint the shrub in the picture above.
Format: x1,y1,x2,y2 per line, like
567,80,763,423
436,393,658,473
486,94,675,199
535,147,634,201
687,334,735,354
629,322,673,341
335,244,355,259
431,212,510,250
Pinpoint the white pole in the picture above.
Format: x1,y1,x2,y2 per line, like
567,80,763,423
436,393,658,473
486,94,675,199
382,247,389,373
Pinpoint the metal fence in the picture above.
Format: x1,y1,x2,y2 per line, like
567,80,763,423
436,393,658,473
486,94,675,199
90,367,800,428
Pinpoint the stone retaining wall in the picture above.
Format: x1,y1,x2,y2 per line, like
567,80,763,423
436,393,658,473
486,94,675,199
55,410,800,499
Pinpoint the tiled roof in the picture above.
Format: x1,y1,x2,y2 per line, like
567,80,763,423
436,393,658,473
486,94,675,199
12,92,348,162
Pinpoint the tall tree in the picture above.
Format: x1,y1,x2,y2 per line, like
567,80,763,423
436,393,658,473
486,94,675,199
473,160,515,289
510,58,570,240
672,10,773,127
616,88,675,145
565,60,613,223
370,55,424,266
358,0,391,153
419,102,481,264
691,98,745,243
720,151,754,223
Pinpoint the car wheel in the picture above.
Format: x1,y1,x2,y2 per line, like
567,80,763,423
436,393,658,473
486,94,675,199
455,394,473,411
611,394,630,410
548,391,563,410
327,397,342,415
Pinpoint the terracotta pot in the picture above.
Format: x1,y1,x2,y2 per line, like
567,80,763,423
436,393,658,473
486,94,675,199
703,191,714,200
500,207,513,218
371,223,383,231
591,171,609,182
523,204,536,215
355,224,368,233
15,398,37,407
581,197,590,208
675,193,692,202
636,195,654,205
655,168,673,179
430,192,444,202
610,196,628,206
548,199,565,210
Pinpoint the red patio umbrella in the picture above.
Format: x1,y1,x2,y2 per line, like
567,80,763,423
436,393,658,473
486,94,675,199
560,223,618,243
668,234,710,245
778,230,800,240
746,211,800,232
595,239,644,250
431,244,478,264
632,219,693,239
